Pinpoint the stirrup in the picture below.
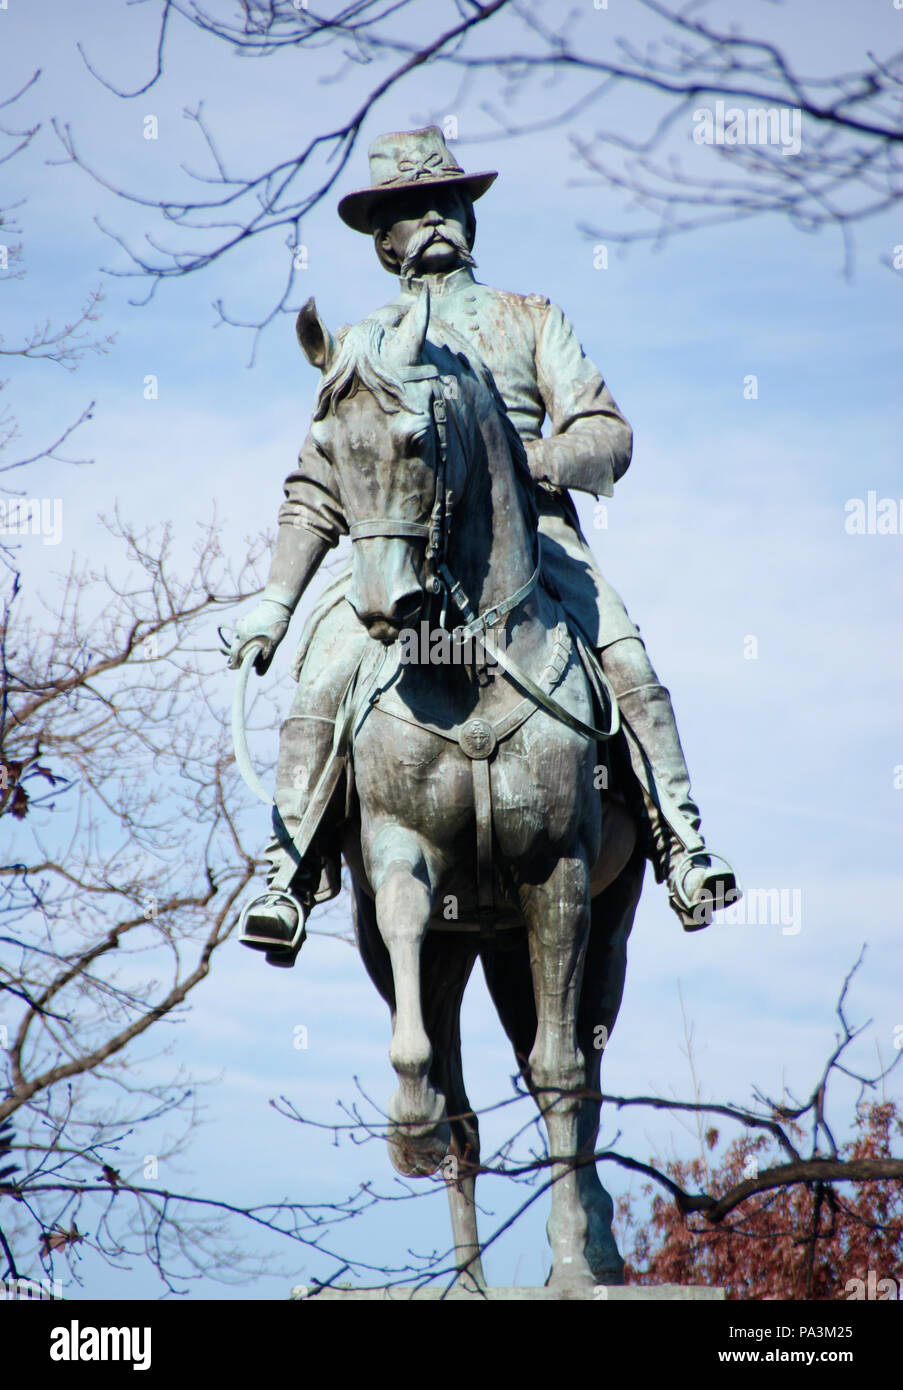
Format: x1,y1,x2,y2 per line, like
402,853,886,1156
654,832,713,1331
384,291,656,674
238,890,307,960
671,852,741,932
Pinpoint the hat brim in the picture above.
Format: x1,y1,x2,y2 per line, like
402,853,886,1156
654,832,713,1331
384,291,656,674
338,170,497,234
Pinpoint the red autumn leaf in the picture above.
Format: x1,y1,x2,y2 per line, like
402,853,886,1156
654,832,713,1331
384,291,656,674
617,1101,903,1300
39,1223,82,1256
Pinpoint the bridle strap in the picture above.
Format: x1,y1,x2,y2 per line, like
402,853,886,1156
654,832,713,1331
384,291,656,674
483,612,620,743
438,557,619,743
426,392,449,570
347,382,449,552
349,519,431,540
441,560,540,637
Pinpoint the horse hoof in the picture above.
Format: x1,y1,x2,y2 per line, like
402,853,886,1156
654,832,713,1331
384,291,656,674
546,1277,597,1300
264,946,302,969
546,1259,598,1298
387,1120,451,1177
547,1280,597,1299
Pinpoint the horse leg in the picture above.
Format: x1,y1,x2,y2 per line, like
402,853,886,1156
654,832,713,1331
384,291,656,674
369,828,449,1176
520,855,595,1294
419,931,487,1292
577,846,646,1284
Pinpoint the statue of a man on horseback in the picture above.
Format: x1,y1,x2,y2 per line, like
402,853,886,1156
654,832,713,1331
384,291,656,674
228,127,739,963
225,128,741,1293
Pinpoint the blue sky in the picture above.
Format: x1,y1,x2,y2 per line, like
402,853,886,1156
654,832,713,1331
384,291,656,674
2,0,902,1298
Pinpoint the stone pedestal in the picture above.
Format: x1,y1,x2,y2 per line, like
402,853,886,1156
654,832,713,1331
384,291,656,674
290,1283,724,1301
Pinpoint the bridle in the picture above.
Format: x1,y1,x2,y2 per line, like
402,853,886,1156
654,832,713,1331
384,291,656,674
347,367,537,626
345,368,619,744
347,368,453,605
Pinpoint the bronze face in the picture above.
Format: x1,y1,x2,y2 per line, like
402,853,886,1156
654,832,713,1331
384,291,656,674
374,186,474,277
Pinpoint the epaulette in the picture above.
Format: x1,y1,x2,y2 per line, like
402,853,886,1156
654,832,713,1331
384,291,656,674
486,287,547,312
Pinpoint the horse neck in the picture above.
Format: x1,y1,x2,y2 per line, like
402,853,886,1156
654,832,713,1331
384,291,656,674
447,409,536,623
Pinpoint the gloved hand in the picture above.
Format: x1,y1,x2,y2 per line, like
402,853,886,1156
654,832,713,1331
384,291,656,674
226,595,293,674
523,439,560,496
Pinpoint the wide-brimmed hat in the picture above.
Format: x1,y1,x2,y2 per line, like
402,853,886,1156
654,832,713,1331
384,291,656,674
338,126,497,234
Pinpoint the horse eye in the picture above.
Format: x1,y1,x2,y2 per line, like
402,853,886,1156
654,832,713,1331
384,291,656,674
405,429,430,456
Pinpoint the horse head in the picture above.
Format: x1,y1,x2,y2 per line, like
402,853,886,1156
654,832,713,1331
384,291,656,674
297,291,465,645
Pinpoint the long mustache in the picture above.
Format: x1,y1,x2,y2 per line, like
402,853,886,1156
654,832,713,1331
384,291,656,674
400,221,476,277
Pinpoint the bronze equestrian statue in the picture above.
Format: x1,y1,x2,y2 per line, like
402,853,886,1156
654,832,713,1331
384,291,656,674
226,129,740,1292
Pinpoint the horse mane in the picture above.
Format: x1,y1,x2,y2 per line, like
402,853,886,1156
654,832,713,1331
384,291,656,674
313,313,538,534
313,319,408,421
468,360,538,536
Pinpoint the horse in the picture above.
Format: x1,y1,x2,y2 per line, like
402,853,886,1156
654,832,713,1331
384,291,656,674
294,288,645,1295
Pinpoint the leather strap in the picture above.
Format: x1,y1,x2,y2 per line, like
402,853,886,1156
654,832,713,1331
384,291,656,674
368,623,571,751
349,519,431,540
269,651,378,894
442,560,541,638
269,755,345,893
472,757,494,914
614,724,706,858
438,560,620,745
490,624,619,743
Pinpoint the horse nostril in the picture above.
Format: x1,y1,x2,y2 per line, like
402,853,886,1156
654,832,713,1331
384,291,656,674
368,619,400,646
350,590,423,642
388,591,423,626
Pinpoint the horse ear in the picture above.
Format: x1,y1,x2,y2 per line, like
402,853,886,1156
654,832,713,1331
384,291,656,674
296,298,336,370
394,286,430,367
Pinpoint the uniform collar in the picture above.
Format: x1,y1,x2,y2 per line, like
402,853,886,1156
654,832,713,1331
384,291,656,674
398,265,476,298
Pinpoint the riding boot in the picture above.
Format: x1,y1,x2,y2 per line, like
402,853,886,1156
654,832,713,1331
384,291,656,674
237,822,315,967
613,681,740,931
238,712,340,967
